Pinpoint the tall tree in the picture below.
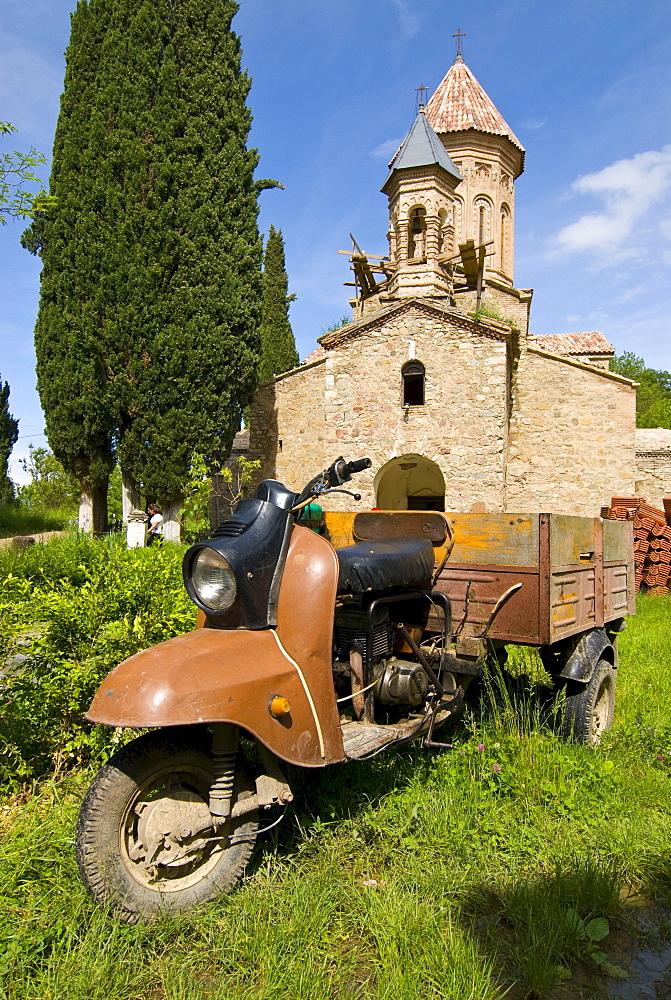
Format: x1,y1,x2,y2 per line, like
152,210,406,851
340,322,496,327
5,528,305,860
25,0,265,538
611,352,671,429
259,226,298,380
24,1,120,532
0,376,19,503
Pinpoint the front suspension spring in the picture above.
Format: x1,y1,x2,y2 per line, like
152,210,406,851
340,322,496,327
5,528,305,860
209,750,237,820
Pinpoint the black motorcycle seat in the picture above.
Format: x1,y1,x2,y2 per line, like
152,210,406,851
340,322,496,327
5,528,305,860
336,537,435,595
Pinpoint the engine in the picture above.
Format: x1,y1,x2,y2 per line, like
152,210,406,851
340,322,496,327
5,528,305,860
333,602,430,708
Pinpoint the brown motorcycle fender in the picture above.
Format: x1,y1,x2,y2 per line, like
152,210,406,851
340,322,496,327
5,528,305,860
87,628,336,767
87,526,345,767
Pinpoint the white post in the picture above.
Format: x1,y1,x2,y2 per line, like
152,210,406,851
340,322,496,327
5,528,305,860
122,470,141,525
79,489,94,534
127,509,148,548
162,497,183,543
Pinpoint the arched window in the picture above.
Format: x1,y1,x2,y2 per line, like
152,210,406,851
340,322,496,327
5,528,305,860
473,196,492,246
402,360,425,406
408,206,426,259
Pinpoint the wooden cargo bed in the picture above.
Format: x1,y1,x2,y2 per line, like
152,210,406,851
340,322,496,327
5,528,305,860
321,510,635,646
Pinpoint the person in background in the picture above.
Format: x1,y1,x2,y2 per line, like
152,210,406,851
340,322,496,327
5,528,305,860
147,503,164,545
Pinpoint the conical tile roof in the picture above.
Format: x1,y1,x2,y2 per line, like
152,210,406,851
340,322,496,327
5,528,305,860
426,56,524,156
382,108,461,192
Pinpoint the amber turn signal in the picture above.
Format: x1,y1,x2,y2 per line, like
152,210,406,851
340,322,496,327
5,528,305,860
269,696,291,718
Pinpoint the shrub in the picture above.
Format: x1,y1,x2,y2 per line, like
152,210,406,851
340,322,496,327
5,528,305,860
0,534,196,786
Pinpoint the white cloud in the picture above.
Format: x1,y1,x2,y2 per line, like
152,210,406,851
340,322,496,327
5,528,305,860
519,117,547,131
369,137,402,162
383,0,421,40
553,145,671,256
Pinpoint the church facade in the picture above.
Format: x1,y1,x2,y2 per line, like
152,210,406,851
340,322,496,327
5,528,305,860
249,54,636,517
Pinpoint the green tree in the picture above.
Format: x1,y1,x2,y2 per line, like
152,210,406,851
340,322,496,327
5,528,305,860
610,352,671,429
179,451,259,542
0,376,19,502
25,0,266,540
0,122,52,223
259,226,298,380
16,446,79,511
23,2,118,533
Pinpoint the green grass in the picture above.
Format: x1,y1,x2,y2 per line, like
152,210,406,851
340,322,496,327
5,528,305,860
0,502,75,538
1,578,670,998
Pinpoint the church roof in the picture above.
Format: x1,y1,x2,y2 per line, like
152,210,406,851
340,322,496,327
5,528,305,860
302,345,327,365
382,108,462,191
534,332,614,357
425,56,525,157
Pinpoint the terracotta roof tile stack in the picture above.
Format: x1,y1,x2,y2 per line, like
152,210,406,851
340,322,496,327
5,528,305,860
601,495,671,595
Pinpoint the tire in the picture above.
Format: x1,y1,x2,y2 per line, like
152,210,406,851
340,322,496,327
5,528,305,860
76,728,258,923
560,658,616,745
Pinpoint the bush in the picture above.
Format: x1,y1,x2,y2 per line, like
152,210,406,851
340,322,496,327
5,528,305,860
0,534,196,786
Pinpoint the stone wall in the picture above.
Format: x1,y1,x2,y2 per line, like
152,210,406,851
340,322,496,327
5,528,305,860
249,305,636,518
249,358,327,487
635,451,671,508
634,430,671,508
250,302,513,512
505,347,636,515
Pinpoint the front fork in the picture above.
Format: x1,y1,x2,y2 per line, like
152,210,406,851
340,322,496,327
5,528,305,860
209,723,294,824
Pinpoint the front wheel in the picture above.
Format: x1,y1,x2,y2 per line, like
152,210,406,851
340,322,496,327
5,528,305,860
76,728,258,923
560,659,616,745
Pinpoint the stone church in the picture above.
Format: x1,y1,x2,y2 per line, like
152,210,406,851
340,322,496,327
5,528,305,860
249,53,637,517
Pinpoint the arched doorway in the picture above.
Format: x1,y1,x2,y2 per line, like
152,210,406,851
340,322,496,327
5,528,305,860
374,455,445,511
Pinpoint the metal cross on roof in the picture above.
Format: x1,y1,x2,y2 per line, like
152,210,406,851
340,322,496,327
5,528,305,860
415,85,429,110
452,28,467,57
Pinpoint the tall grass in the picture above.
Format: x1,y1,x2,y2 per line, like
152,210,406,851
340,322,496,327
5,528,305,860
0,502,74,538
0,546,670,999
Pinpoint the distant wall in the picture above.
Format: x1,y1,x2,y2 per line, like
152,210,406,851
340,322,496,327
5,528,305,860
635,449,671,509
506,347,636,516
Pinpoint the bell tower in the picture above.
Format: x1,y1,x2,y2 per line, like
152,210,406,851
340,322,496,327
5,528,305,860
381,107,462,300
425,55,525,286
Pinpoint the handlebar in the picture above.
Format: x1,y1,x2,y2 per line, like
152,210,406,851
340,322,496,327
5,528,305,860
331,455,372,485
344,457,372,476
291,456,372,510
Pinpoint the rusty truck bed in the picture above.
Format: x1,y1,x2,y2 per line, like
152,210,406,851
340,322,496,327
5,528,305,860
321,511,635,647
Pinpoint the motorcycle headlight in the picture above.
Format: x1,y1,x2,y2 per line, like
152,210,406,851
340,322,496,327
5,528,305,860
191,548,237,611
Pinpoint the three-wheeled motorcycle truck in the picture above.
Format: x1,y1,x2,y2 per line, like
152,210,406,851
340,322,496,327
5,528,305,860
76,456,634,922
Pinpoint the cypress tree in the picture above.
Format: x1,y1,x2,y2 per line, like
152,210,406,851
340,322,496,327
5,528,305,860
0,377,19,503
26,0,263,537
259,226,298,380
24,1,116,532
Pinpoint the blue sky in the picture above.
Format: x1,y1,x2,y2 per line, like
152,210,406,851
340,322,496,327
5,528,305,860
2,0,670,483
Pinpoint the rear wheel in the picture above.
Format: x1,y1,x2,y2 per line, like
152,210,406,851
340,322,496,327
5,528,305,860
76,728,257,923
560,659,616,744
